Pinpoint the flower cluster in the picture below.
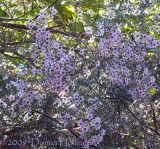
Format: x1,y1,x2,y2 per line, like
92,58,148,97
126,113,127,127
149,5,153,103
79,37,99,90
1,5,160,149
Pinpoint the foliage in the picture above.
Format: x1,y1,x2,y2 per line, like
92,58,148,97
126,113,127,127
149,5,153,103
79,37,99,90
0,0,160,149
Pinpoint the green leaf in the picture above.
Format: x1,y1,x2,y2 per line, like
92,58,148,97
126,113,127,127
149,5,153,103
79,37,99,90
0,7,8,17
44,0,53,4
69,22,84,32
148,88,156,95
55,4,76,25
13,9,23,17
113,0,121,4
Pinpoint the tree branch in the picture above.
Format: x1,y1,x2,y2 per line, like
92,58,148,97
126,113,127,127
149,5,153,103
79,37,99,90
152,108,158,132
0,22,79,38
31,109,80,138
1,40,34,45
114,87,160,137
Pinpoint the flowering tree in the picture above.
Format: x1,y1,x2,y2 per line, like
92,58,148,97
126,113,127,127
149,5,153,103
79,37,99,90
0,0,160,148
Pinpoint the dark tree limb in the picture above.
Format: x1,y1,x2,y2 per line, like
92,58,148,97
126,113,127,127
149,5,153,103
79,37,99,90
0,22,79,38
31,109,80,138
